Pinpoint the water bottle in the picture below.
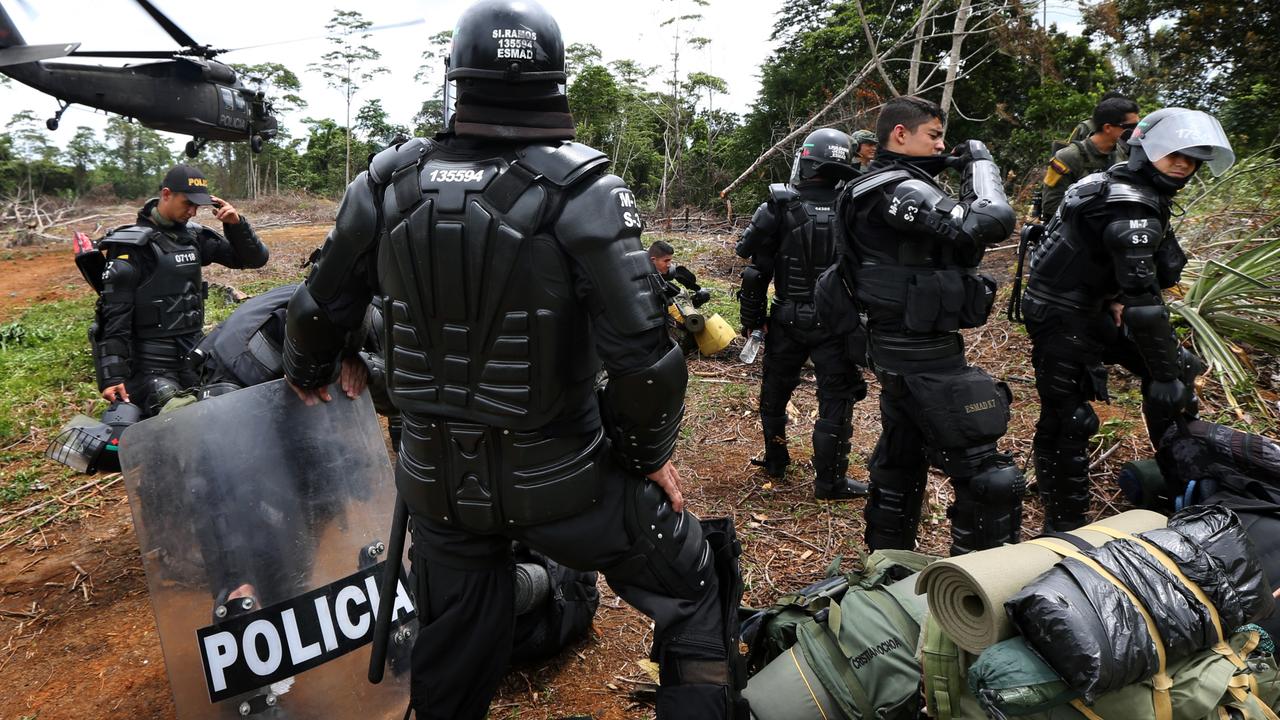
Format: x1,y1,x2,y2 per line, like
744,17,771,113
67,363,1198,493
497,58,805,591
739,329,765,364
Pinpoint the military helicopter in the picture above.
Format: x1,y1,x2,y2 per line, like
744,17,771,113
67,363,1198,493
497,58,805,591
0,0,415,158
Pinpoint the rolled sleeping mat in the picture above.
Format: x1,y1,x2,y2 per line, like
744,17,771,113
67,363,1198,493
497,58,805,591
915,510,1167,654
744,644,845,720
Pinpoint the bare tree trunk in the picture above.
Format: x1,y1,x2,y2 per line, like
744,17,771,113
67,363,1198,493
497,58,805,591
939,0,974,130
852,0,899,96
907,0,942,94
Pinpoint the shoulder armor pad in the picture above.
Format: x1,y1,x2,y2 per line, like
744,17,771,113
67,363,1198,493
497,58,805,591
845,168,912,201
1106,181,1162,211
99,224,156,247
189,222,225,242
368,137,430,185
518,141,609,188
768,183,798,205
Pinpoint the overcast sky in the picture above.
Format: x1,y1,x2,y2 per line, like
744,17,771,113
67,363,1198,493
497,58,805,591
1,0,1083,154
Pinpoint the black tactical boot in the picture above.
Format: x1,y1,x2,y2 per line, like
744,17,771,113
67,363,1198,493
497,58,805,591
751,414,790,479
812,419,869,500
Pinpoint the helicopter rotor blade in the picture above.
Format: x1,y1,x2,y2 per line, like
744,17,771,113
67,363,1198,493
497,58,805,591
133,0,200,50
69,49,183,59
0,42,80,67
219,17,426,54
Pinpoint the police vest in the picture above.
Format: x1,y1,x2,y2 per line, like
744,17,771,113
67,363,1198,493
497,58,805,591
101,225,206,339
373,139,609,430
845,168,995,334
772,184,840,304
1027,170,1177,310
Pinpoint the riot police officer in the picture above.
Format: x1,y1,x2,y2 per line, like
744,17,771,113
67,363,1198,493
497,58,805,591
93,165,269,416
282,2,747,718
737,127,869,500
829,96,1021,555
1021,108,1234,531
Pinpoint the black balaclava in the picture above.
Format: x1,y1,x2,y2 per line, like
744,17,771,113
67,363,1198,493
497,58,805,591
453,80,575,141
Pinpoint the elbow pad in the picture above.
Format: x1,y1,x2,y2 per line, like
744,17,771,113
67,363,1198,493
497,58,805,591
1103,216,1163,295
1122,301,1181,381
960,159,1015,245
884,179,963,241
283,284,347,389
738,264,770,330
602,342,688,474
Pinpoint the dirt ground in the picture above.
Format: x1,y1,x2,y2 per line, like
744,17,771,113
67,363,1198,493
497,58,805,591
0,206,1273,720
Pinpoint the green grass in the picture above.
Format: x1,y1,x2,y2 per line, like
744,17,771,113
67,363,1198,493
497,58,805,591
0,296,100,445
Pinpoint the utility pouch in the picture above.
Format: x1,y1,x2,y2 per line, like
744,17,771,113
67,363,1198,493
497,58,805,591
774,299,818,331
814,264,862,336
904,272,965,333
959,274,997,329
904,366,1012,449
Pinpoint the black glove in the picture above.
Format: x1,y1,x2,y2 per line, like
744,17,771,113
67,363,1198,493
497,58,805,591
950,139,994,166
1146,378,1191,413
691,288,711,308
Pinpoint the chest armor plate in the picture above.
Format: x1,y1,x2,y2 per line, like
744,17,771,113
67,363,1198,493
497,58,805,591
133,233,205,339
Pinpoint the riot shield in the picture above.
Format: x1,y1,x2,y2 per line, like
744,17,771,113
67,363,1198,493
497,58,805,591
120,379,415,719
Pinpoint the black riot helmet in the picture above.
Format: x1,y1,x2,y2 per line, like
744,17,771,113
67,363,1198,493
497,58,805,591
443,0,572,137
790,128,858,184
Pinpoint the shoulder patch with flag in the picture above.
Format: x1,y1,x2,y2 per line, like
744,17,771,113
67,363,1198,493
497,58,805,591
1043,157,1071,187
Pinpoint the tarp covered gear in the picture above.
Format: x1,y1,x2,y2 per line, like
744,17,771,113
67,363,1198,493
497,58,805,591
927,622,1280,720
916,510,1168,653
119,380,414,718
1007,505,1271,702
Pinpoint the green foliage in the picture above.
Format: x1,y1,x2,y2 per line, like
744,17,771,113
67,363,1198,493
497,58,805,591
311,9,388,186
101,117,177,199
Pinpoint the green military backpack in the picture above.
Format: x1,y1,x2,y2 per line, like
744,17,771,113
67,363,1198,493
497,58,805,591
742,549,939,720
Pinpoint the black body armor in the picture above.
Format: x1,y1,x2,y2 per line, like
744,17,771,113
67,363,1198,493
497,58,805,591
100,226,206,339
1026,169,1181,311
286,137,682,534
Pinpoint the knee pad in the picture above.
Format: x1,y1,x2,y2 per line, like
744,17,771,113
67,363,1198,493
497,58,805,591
660,517,748,706
144,375,185,416
610,479,714,601
967,460,1026,507
1059,402,1099,444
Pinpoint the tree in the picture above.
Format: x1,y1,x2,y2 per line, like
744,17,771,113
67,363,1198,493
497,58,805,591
412,30,453,138
101,117,176,199
1083,0,1280,151
65,126,105,195
231,62,308,116
356,99,408,155
311,9,387,186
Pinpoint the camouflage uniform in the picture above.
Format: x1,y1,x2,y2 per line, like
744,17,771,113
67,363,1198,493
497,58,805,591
1040,135,1126,220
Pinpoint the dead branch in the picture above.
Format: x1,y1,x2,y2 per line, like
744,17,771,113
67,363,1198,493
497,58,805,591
0,474,121,527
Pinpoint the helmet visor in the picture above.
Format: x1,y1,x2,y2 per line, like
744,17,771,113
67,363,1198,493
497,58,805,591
1133,110,1235,175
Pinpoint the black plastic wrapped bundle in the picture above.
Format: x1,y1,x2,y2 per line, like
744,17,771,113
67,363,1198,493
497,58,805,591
1005,505,1269,701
